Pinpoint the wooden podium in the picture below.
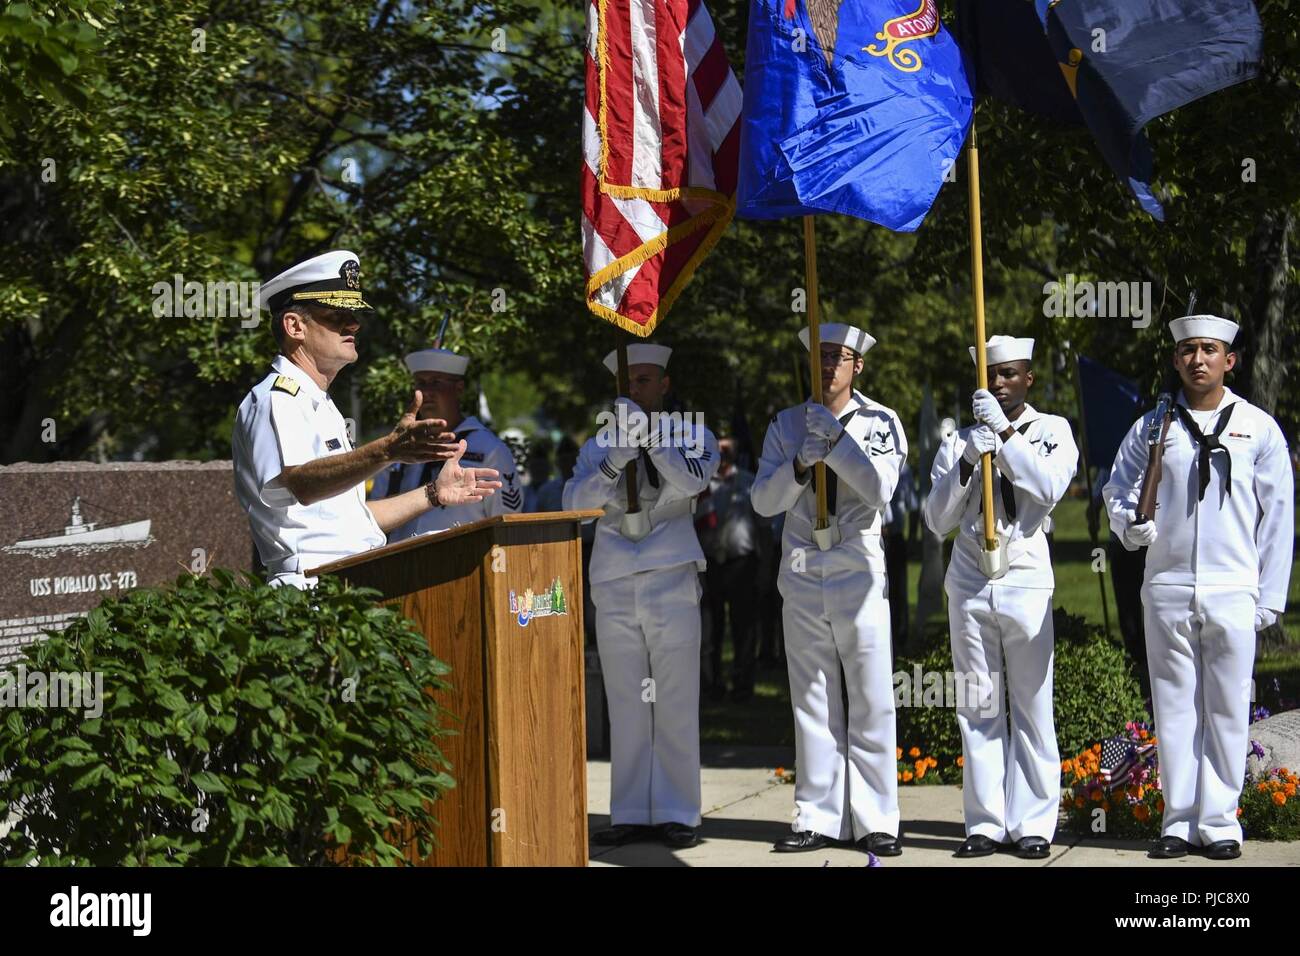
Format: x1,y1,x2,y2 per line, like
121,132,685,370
311,511,602,867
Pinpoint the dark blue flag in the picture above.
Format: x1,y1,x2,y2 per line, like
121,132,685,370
957,0,1263,220
737,0,973,232
953,0,1081,125
1038,0,1262,220
1077,354,1142,474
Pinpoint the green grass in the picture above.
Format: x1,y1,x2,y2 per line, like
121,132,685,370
701,495,1300,746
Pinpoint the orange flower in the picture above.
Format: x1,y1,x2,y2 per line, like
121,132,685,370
927,756,938,768
902,771,914,782
1074,796,1085,809
956,756,964,768
1258,783,1269,793
1156,799,1165,814
896,747,903,760
897,771,903,781
1272,792,1286,807
1286,784,1296,797
1133,805,1150,822
1091,789,1105,803
1237,808,1244,818
916,765,927,780
1093,743,1102,754
908,747,921,758
775,767,785,776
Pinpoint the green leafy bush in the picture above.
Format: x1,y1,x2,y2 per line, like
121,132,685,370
0,570,453,866
1051,610,1149,758
895,607,1148,780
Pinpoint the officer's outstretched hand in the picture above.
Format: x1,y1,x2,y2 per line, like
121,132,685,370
433,439,502,506
386,391,461,463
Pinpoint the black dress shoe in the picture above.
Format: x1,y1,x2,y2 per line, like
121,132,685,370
592,824,655,847
856,832,902,857
774,830,831,852
661,823,701,849
955,834,1003,858
1203,840,1242,860
1015,836,1051,859
1149,835,1194,859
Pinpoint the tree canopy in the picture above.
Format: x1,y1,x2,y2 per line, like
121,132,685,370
3,0,1297,467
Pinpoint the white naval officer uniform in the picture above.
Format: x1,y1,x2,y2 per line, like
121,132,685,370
232,354,385,588
370,415,521,540
1103,317,1293,847
751,329,908,841
924,382,1077,842
562,346,719,827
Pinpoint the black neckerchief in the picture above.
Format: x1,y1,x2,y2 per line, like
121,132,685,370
977,421,1033,521
824,406,861,515
1174,402,1237,501
639,448,660,489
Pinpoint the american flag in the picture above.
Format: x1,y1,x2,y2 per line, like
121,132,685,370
582,0,741,336
1098,736,1158,788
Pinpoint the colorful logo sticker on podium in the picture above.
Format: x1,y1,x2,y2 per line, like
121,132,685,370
509,576,569,627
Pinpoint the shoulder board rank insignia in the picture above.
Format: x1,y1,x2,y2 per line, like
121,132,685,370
271,375,300,396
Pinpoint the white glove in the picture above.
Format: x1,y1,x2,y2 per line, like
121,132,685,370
606,443,637,469
961,425,1000,465
606,397,648,469
805,403,845,442
1123,521,1158,549
972,389,1011,434
614,396,649,446
796,434,832,468
1255,608,1279,631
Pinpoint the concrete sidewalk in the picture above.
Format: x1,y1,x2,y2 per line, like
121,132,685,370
587,747,1300,867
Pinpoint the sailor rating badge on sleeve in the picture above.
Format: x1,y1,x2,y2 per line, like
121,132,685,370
271,375,301,396
868,430,894,456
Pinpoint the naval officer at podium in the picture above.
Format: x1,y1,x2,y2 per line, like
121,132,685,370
232,250,501,588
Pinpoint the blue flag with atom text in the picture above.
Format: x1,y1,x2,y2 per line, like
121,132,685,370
737,0,973,232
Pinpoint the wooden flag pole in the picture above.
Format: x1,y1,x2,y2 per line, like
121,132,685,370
802,215,830,533
614,339,640,515
966,123,999,557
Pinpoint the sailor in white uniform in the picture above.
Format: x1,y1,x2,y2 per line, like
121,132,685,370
923,335,1078,859
231,250,501,588
369,347,522,539
562,343,718,850
750,323,907,856
1104,314,1293,861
